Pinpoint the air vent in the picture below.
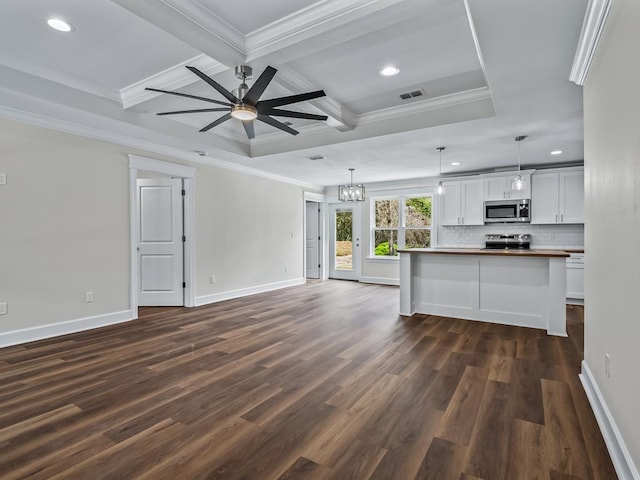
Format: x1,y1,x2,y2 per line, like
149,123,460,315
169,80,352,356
283,121,293,126
399,89,424,100
307,155,325,161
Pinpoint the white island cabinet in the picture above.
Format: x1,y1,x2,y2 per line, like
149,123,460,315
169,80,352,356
399,248,570,336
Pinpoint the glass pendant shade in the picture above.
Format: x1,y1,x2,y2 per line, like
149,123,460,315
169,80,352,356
339,168,365,202
512,174,527,191
435,146,446,195
512,135,528,191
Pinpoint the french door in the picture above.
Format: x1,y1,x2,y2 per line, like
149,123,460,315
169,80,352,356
329,203,361,280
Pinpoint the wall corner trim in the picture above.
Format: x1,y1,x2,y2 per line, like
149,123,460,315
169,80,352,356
0,310,135,348
580,360,640,480
194,278,305,306
569,0,614,86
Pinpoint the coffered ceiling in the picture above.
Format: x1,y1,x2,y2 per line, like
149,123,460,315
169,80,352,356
0,0,588,188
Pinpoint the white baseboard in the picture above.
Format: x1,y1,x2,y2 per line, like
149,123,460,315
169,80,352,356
359,276,400,286
580,361,640,480
195,278,305,306
0,310,135,348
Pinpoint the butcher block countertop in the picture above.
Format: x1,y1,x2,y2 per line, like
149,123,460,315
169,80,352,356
397,248,570,258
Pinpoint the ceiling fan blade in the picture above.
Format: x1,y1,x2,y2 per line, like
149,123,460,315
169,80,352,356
157,108,230,116
262,108,328,121
257,90,326,109
257,115,299,135
242,66,277,106
242,120,255,139
186,66,240,104
200,113,232,132
145,87,233,106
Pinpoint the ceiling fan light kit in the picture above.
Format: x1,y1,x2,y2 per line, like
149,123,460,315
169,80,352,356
512,135,528,191
339,168,365,202
146,64,328,139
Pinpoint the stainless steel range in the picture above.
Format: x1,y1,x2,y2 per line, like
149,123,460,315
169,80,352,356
484,233,531,250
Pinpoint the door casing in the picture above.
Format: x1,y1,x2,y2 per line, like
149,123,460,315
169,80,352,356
129,155,195,316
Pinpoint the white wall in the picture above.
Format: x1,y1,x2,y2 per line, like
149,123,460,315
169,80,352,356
0,119,305,345
194,166,304,301
583,0,640,474
0,120,131,333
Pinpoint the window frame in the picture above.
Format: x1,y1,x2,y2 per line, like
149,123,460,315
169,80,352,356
370,193,433,259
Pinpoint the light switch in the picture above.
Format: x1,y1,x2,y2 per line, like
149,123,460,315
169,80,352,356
0,173,6,185
0,302,7,315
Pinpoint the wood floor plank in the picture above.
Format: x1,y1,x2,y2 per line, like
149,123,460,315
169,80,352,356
435,365,489,446
464,380,514,480
0,280,616,480
504,418,549,480
542,378,595,479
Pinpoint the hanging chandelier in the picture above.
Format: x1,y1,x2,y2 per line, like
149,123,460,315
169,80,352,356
338,168,365,202
512,135,528,191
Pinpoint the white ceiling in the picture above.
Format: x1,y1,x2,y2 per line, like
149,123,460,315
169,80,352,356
0,0,588,188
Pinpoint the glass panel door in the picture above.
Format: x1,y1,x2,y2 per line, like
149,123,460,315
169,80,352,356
329,204,360,280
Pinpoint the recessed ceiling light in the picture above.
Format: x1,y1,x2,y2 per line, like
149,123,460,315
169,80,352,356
47,18,73,32
550,150,563,155
379,66,400,77
451,162,461,166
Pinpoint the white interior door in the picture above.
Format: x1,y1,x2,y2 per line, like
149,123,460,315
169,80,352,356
305,201,320,279
329,203,361,281
137,178,184,306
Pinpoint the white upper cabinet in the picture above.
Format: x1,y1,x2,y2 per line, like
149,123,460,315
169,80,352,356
441,179,483,226
531,170,584,224
483,173,531,200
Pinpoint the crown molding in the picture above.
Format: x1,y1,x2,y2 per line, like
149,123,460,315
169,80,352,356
245,0,406,58
120,54,227,108
569,0,614,86
463,0,491,91
0,54,121,103
159,0,245,53
0,104,320,190
358,87,492,125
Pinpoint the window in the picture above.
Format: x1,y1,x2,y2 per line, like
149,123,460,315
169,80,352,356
371,195,432,257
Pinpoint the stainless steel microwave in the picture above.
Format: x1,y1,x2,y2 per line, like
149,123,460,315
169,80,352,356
484,199,530,223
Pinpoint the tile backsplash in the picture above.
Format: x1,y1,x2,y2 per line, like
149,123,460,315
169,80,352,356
438,223,584,248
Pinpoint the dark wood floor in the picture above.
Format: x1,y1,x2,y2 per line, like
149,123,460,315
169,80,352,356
0,280,616,479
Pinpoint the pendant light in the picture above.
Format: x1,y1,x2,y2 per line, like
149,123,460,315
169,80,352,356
512,135,528,191
338,168,365,202
435,146,446,195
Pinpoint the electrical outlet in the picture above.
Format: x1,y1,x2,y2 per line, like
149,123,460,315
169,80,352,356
0,302,7,315
284,265,288,273
0,173,6,185
605,353,611,378
210,275,216,284
85,291,94,303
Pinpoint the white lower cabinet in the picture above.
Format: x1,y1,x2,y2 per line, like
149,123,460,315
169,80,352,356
566,253,584,301
441,179,483,226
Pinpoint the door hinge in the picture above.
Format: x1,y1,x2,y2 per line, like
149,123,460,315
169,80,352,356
182,235,186,242
182,189,186,196
183,282,186,288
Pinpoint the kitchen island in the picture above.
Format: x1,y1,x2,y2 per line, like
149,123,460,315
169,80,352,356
398,248,570,336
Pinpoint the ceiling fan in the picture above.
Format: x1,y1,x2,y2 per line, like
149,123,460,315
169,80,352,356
146,65,328,139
